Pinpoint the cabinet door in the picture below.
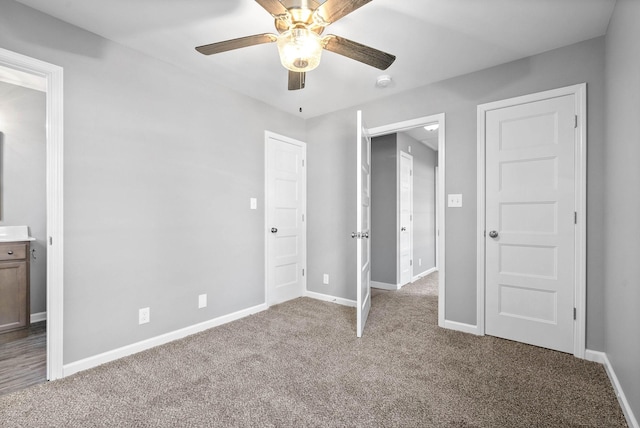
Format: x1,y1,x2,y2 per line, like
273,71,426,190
0,261,28,333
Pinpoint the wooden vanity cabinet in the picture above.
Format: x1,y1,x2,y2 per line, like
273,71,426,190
0,241,30,334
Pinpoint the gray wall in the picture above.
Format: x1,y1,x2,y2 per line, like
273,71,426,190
604,0,640,419
307,36,606,350
0,0,305,364
0,80,47,315
397,133,437,276
371,134,397,285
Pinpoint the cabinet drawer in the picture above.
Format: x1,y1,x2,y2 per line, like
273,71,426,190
0,243,27,261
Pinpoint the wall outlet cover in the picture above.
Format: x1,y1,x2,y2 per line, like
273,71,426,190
198,294,207,309
139,307,150,324
448,194,463,208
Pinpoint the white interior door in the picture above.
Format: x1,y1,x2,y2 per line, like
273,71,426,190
266,133,306,306
484,94,576,353
399,151,413,286
355,111,371,338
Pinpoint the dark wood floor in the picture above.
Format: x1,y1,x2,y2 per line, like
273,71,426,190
0,321,47,396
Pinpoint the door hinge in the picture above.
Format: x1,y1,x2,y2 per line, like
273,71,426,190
302,159,305,167
573,307,577,320
574,211,577,224
574,115,578,129
49,236,53,245
410,169,413,176
302,213,305,222
410,260,413,266
410,214,413,221
302,268,305,277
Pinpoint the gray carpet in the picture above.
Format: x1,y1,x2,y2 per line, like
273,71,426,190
0,273,627,427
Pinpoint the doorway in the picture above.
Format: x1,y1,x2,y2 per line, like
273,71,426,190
0,48,64,380
368,113,446,327
476,84,586,357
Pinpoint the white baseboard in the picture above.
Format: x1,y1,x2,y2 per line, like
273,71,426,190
304,290,356,307
63,303,268,377
585,350,638,428
412,267,437,282
31,311,46,323
370,281,398,291
442,319,482,335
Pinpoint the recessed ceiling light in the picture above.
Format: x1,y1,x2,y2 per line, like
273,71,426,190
375,75,392,88
424,123,439,131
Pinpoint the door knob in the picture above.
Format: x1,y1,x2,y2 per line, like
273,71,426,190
363,232,369,239
489,230,499,238
271,227,278,233
401,227,406,231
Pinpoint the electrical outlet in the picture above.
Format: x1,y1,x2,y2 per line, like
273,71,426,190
198,294,207,309
139,307,150,324
448,194,463,208
323,274,329,284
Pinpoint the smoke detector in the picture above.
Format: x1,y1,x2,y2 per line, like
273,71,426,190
376,75,392,88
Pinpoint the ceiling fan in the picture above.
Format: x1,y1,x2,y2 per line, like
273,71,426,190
195,0,396,90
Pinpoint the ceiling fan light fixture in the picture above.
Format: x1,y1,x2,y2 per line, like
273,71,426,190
277,28,323,72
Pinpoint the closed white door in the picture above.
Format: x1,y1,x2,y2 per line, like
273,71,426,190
484,94,576,353
266,133,306,306
355,111,371,338
399,151,413,286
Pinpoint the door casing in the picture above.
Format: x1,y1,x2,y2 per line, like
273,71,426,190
476,83,587,358
0,48,64,380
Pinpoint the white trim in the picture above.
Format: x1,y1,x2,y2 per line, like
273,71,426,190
304,290,356,308
476,83,587,358
585,350,639,428
443,320,481,335
63,303,268,377
31,312,47,323
368,113,446,328
0,48,64,381
264,131,307,307
0,67,46,92
371,281,399,291
413,266,437,282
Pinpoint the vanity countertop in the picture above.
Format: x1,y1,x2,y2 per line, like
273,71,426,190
0,226,36,242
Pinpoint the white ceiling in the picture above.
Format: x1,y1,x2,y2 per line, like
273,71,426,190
15,0,616,119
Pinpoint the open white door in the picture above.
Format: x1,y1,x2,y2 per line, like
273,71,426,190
355,110,371,338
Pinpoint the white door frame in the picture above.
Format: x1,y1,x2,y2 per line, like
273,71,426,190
0,48,64,379
368,113,446,327
476,83,587,358
264,131,307,306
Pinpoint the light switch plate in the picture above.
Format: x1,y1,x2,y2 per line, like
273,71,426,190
250,198,257,210
448,194,463,208
198,294,207,309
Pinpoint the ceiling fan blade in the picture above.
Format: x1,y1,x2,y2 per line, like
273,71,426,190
195,34,277,55
323,35,395,70
255,0,289,18
288,71,306,90
314,0,372,25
